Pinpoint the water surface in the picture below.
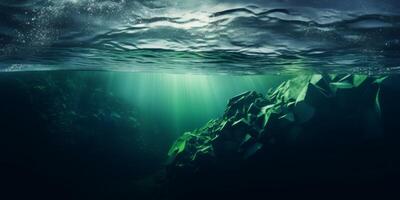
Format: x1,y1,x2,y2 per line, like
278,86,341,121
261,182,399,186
1,0,400,74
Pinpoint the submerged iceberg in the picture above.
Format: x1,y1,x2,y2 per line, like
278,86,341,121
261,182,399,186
165,74,398,198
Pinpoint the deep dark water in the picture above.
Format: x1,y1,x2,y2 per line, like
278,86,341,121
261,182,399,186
0,72,400,200
0,71,284,199
0,72,169,199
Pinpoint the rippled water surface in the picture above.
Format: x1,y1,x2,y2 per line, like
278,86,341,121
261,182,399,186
1,0,400,74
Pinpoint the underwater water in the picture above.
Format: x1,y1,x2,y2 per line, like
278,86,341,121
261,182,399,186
1,1,400,200
0,72,289,199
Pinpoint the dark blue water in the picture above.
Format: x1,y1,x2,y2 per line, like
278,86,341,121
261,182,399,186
1,0,400,74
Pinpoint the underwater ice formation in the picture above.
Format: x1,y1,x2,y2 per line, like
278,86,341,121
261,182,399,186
166,74,397,198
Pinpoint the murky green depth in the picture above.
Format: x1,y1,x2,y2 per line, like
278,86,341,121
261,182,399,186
0,71,291,199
